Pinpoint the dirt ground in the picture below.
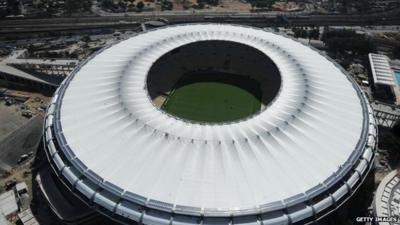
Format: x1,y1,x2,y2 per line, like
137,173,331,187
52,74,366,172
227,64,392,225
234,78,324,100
0,162,33,200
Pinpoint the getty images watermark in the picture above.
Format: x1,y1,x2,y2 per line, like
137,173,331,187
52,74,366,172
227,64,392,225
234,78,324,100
357,216,400,223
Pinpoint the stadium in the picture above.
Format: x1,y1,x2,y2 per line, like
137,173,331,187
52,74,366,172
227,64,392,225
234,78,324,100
42,24,377,225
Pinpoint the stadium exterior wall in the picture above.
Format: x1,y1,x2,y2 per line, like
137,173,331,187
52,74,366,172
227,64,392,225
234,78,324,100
42,24,377,225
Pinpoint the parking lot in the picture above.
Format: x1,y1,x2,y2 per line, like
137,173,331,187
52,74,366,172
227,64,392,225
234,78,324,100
0,102,44,173
0,103,29,142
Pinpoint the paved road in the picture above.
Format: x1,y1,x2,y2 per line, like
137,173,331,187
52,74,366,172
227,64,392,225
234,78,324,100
1,8,400,34
0,115,43,172
0,103,28,141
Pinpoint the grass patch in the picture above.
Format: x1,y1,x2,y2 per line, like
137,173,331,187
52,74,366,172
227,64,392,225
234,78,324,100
162,81,261,123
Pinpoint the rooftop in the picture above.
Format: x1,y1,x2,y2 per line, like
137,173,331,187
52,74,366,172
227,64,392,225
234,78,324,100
0,190,18,217
369,53,396,86
18,209,39,225
44,24,377,224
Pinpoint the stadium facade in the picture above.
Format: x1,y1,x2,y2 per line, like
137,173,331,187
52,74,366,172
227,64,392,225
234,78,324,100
374,170,400,225
43,24,377,225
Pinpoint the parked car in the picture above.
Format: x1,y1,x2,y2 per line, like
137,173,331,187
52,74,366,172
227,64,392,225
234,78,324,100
21,110,33,118
17,152,33,164
5,97,14,106
4,179,17,191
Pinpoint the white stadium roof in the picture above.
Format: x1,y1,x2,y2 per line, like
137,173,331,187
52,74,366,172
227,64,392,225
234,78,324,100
44,24,377,225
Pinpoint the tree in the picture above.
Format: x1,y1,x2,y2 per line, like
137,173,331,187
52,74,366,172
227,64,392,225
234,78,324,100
7,0,19,15
292,27,308,39
321,29,358,42
321,29,375,55
0,8,6,18
82,0,92,11
136,1,144,10
66,0,81,14
308,28,320,40
102,0,115,9
248,0,276,9
27,44,35,55
196,0,205,9
393,45,400,59
324,36,375,55
204,0,219,6
81,35,91,43
65,0,92,15
161,0,173,10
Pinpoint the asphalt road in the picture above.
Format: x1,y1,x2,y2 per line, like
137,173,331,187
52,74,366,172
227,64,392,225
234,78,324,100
0,103,28,141
0,115,43,172
1,8,400,35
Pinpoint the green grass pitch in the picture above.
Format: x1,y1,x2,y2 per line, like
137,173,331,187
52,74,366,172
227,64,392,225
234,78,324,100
161,82,261,123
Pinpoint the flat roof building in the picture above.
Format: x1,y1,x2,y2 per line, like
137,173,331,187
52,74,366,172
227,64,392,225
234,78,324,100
18,209,39,225
0,214,8,225
369,53,396,86
369,53,400,105
0,190,18,220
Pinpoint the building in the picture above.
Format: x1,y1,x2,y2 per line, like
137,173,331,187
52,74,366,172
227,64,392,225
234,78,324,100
368,53,400,104
374,170,400,225
42,24,377,225
369,54,396,87
0,190,18,221
0,213,8,225
18,209,39,225
15,182,29,210
371,0,400,11
0,49,78,93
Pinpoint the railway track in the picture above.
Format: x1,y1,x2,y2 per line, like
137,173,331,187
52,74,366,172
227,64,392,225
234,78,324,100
0,8,399,34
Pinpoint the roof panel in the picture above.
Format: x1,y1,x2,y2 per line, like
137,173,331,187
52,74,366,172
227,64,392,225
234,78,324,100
368,53,396,86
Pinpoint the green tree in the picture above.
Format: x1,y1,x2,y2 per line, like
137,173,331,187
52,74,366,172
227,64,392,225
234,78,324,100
7,0,19,15
325,36,375,55
65,0,92,15
196,0,205,9
136,1,144,10
102,0,115,8
204,0,219,6
292,27,308,38
393,45,400,59
81,35,91,43
322,29,376,55
0,8,6,18
308,28,320,40
161,0,173,10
